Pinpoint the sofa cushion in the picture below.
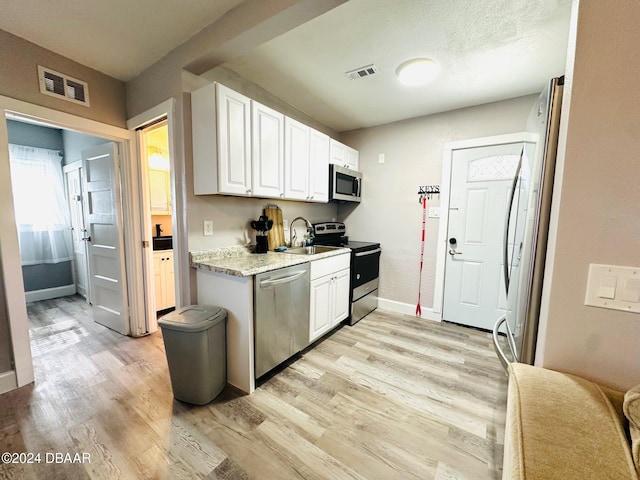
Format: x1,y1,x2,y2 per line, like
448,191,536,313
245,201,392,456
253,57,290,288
503,363,637,480
624,383,640,475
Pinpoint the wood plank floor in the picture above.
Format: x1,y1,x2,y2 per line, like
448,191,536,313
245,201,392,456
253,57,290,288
0,295,507,479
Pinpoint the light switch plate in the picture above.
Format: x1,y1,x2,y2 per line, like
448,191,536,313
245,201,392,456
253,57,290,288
585,264,640,313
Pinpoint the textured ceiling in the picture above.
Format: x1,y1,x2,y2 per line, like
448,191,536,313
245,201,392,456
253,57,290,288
224,0,573,131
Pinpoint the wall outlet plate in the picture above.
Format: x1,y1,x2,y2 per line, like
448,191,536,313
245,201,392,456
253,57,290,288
203,220,213,236
585,263,640,313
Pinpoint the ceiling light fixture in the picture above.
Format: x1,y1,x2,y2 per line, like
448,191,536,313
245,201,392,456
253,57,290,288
396,58,439,86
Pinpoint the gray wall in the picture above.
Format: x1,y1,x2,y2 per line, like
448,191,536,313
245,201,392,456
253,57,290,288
0,29,126,128
6,120,73,292
62,129,108,165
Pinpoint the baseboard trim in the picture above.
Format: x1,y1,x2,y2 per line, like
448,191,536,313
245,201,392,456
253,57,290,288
378,297,441,322
25,284,76,303
0,370,17,395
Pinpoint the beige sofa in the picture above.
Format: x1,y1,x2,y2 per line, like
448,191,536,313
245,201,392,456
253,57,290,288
502,363,639,479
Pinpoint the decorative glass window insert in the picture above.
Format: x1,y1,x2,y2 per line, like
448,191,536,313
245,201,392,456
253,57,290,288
467,154,520,182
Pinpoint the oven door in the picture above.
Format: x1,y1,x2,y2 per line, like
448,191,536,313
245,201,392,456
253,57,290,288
330,165,362,202
351,247,381,300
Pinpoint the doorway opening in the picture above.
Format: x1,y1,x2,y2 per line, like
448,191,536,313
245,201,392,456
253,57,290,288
5,115,131,358
141,120,176,319
433,133,530,330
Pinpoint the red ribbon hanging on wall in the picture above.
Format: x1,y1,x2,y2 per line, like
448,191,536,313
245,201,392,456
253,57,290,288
416,195,427,316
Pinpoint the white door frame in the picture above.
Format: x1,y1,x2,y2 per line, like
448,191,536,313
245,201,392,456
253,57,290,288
127,99,185,332
0,94,148,388
433,132,531,318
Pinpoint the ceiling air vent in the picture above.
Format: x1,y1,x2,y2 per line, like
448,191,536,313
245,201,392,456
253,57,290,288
37,66,90,107
345,64,378,80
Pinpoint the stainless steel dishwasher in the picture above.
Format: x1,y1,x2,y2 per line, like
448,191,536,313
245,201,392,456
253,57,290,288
254,263,310,378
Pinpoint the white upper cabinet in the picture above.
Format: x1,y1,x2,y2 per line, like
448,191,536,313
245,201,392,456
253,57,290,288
192,82,353,202
252,101,284,199
284,117,310,201
284,118,330,202
192,83,252,195
308,129,330,202
148,168,171,214
330,139,359,171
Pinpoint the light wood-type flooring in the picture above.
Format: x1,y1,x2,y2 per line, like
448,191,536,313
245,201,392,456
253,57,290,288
0,295,508,479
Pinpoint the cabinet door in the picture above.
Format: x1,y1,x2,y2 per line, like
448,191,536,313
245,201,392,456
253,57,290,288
284,117,310,201
217,84,252,195
332,268,351,325
308,129,330,202
153,252,165,310
164,251,175,309
310,275,332,342
252,101,284,198
345,146,359,171
329,139,347,167
149,169,170,214
153,250,175,311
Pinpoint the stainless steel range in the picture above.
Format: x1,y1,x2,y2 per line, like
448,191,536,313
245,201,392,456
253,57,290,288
312,222,381,325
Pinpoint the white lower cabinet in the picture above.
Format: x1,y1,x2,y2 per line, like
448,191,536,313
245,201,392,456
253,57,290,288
309,254,350,342
153,250,175,311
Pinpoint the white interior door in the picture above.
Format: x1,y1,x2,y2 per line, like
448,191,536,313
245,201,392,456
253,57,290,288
64,164,89,299
82,143,129,335
442,143,522,330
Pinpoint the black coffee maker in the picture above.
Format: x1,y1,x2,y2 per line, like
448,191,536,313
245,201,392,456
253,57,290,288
250,215,273,253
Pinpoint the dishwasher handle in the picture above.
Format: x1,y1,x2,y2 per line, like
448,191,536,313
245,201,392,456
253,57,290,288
259,270,306,288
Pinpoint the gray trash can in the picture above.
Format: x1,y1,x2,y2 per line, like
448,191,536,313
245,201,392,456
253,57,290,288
158,305,227,405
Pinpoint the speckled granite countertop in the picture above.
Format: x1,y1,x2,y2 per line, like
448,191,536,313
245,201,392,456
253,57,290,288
190,245,351,277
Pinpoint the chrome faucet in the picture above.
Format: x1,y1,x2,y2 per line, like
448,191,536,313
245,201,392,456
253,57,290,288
290,216,312,247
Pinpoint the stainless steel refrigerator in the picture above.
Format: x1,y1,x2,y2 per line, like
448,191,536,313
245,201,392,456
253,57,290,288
493,76,564,370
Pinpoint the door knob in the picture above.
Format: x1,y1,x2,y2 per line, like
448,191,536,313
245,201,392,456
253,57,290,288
448,249,463,257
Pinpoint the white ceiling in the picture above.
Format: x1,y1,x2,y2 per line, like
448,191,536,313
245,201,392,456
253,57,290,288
0,0,572,132
0,0,244,81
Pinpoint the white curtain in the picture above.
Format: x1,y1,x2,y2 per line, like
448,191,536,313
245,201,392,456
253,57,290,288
8,144,73,265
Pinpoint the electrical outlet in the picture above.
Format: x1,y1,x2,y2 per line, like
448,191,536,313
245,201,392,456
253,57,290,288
203,220,213,236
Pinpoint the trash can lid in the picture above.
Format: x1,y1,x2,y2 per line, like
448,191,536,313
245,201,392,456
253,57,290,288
158,305,226,332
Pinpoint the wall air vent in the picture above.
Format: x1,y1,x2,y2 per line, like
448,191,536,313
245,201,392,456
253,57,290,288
37,66,90,107
345,64,378,80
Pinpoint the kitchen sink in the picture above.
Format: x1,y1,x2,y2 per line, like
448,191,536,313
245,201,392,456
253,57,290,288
285,245,341,255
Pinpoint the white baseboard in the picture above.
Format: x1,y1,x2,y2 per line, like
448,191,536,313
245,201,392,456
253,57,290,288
25,284,76,303
378,297,441,322
0,370,17,395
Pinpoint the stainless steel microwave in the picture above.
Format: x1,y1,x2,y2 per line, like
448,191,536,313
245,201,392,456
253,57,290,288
329,164,362,202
